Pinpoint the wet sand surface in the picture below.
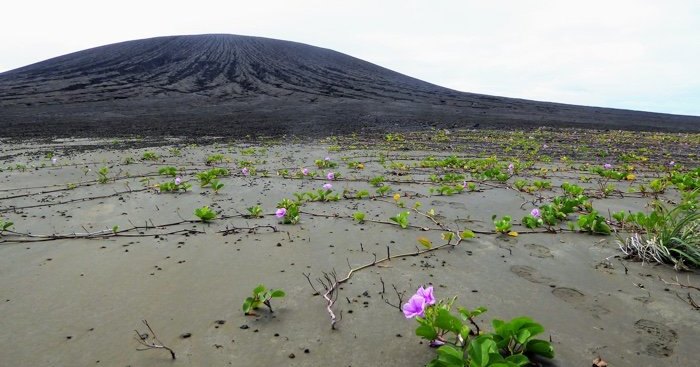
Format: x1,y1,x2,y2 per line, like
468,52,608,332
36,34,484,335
0,130,698,366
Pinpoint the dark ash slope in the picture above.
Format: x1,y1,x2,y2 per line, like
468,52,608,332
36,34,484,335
1,34,698,137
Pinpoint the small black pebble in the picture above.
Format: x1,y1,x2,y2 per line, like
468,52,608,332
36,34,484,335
288,353,295,359
396,334,402,337
180,333,192,339
274,333,280,337
240,325,249,329
66,336,72,340
304,348,310,353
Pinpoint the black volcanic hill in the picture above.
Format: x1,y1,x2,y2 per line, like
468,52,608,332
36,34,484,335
1,34,698,137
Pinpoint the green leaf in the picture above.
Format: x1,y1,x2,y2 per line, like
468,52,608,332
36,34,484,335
253,284,266,295
417,236,433,249
467,336,497,367
434,308,463,333
526,339,554,359
460,230,475,239
435,345,464,366
459,306,487,320
352,211,366,222
242,298,253,313
459,325,472,341
415,324,438,340
521,322,544,339
504,354,530,366
515,329,531,345
270,289,286,298
491,319,506,333
441,232,454,241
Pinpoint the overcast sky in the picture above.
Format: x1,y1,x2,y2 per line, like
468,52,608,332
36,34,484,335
1,0,698,115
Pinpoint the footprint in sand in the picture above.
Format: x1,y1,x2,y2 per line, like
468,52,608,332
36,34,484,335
634,319,678,358
552,287,610,318
430,200,446,207
551,287,584,301
523,243,553,258
448,201,466,210
510,265,554,284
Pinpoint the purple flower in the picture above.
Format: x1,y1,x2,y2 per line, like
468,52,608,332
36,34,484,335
241,167,249,176
175,177,182,185
531,208,541,218
302,168,309,176
603,163,612,169
326,172,335,180
275,208,287,218
508,163,514,173
416,286,436,305
402,294,427,318
542,144,548,149
429,340,446,348
462,180,468,188
669,161,675,167
324,157,330,161
323,183,333,190
51,157,57,164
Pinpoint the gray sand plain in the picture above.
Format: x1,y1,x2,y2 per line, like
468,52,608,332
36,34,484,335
0,133,698,366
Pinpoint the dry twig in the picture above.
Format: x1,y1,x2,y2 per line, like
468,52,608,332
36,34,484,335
134,320,176,360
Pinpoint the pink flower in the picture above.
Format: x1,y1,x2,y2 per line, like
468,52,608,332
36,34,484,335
241,167,249,176
323,183,333,190
531,208,541,218
326,172,335,180
402,294,427,318
302,168,309,176
416,286,436,305
175,177,182,185
275,208,287,218
462,180,468,188
669,161,675,167
508,163,514,173
603,163,612,169
542,144,548,149
324,157,330,161
51,157,57,164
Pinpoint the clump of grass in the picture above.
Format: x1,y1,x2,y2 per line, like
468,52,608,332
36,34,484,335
618,190,700,270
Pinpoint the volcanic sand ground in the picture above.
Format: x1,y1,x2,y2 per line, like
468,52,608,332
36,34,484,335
0,130,698,366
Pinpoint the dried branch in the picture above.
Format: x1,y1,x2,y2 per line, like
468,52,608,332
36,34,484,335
659,275,700,292
302,272,320,296
218,224,278,235
134,320,176,360
384,283,406,312
320,271,341,329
